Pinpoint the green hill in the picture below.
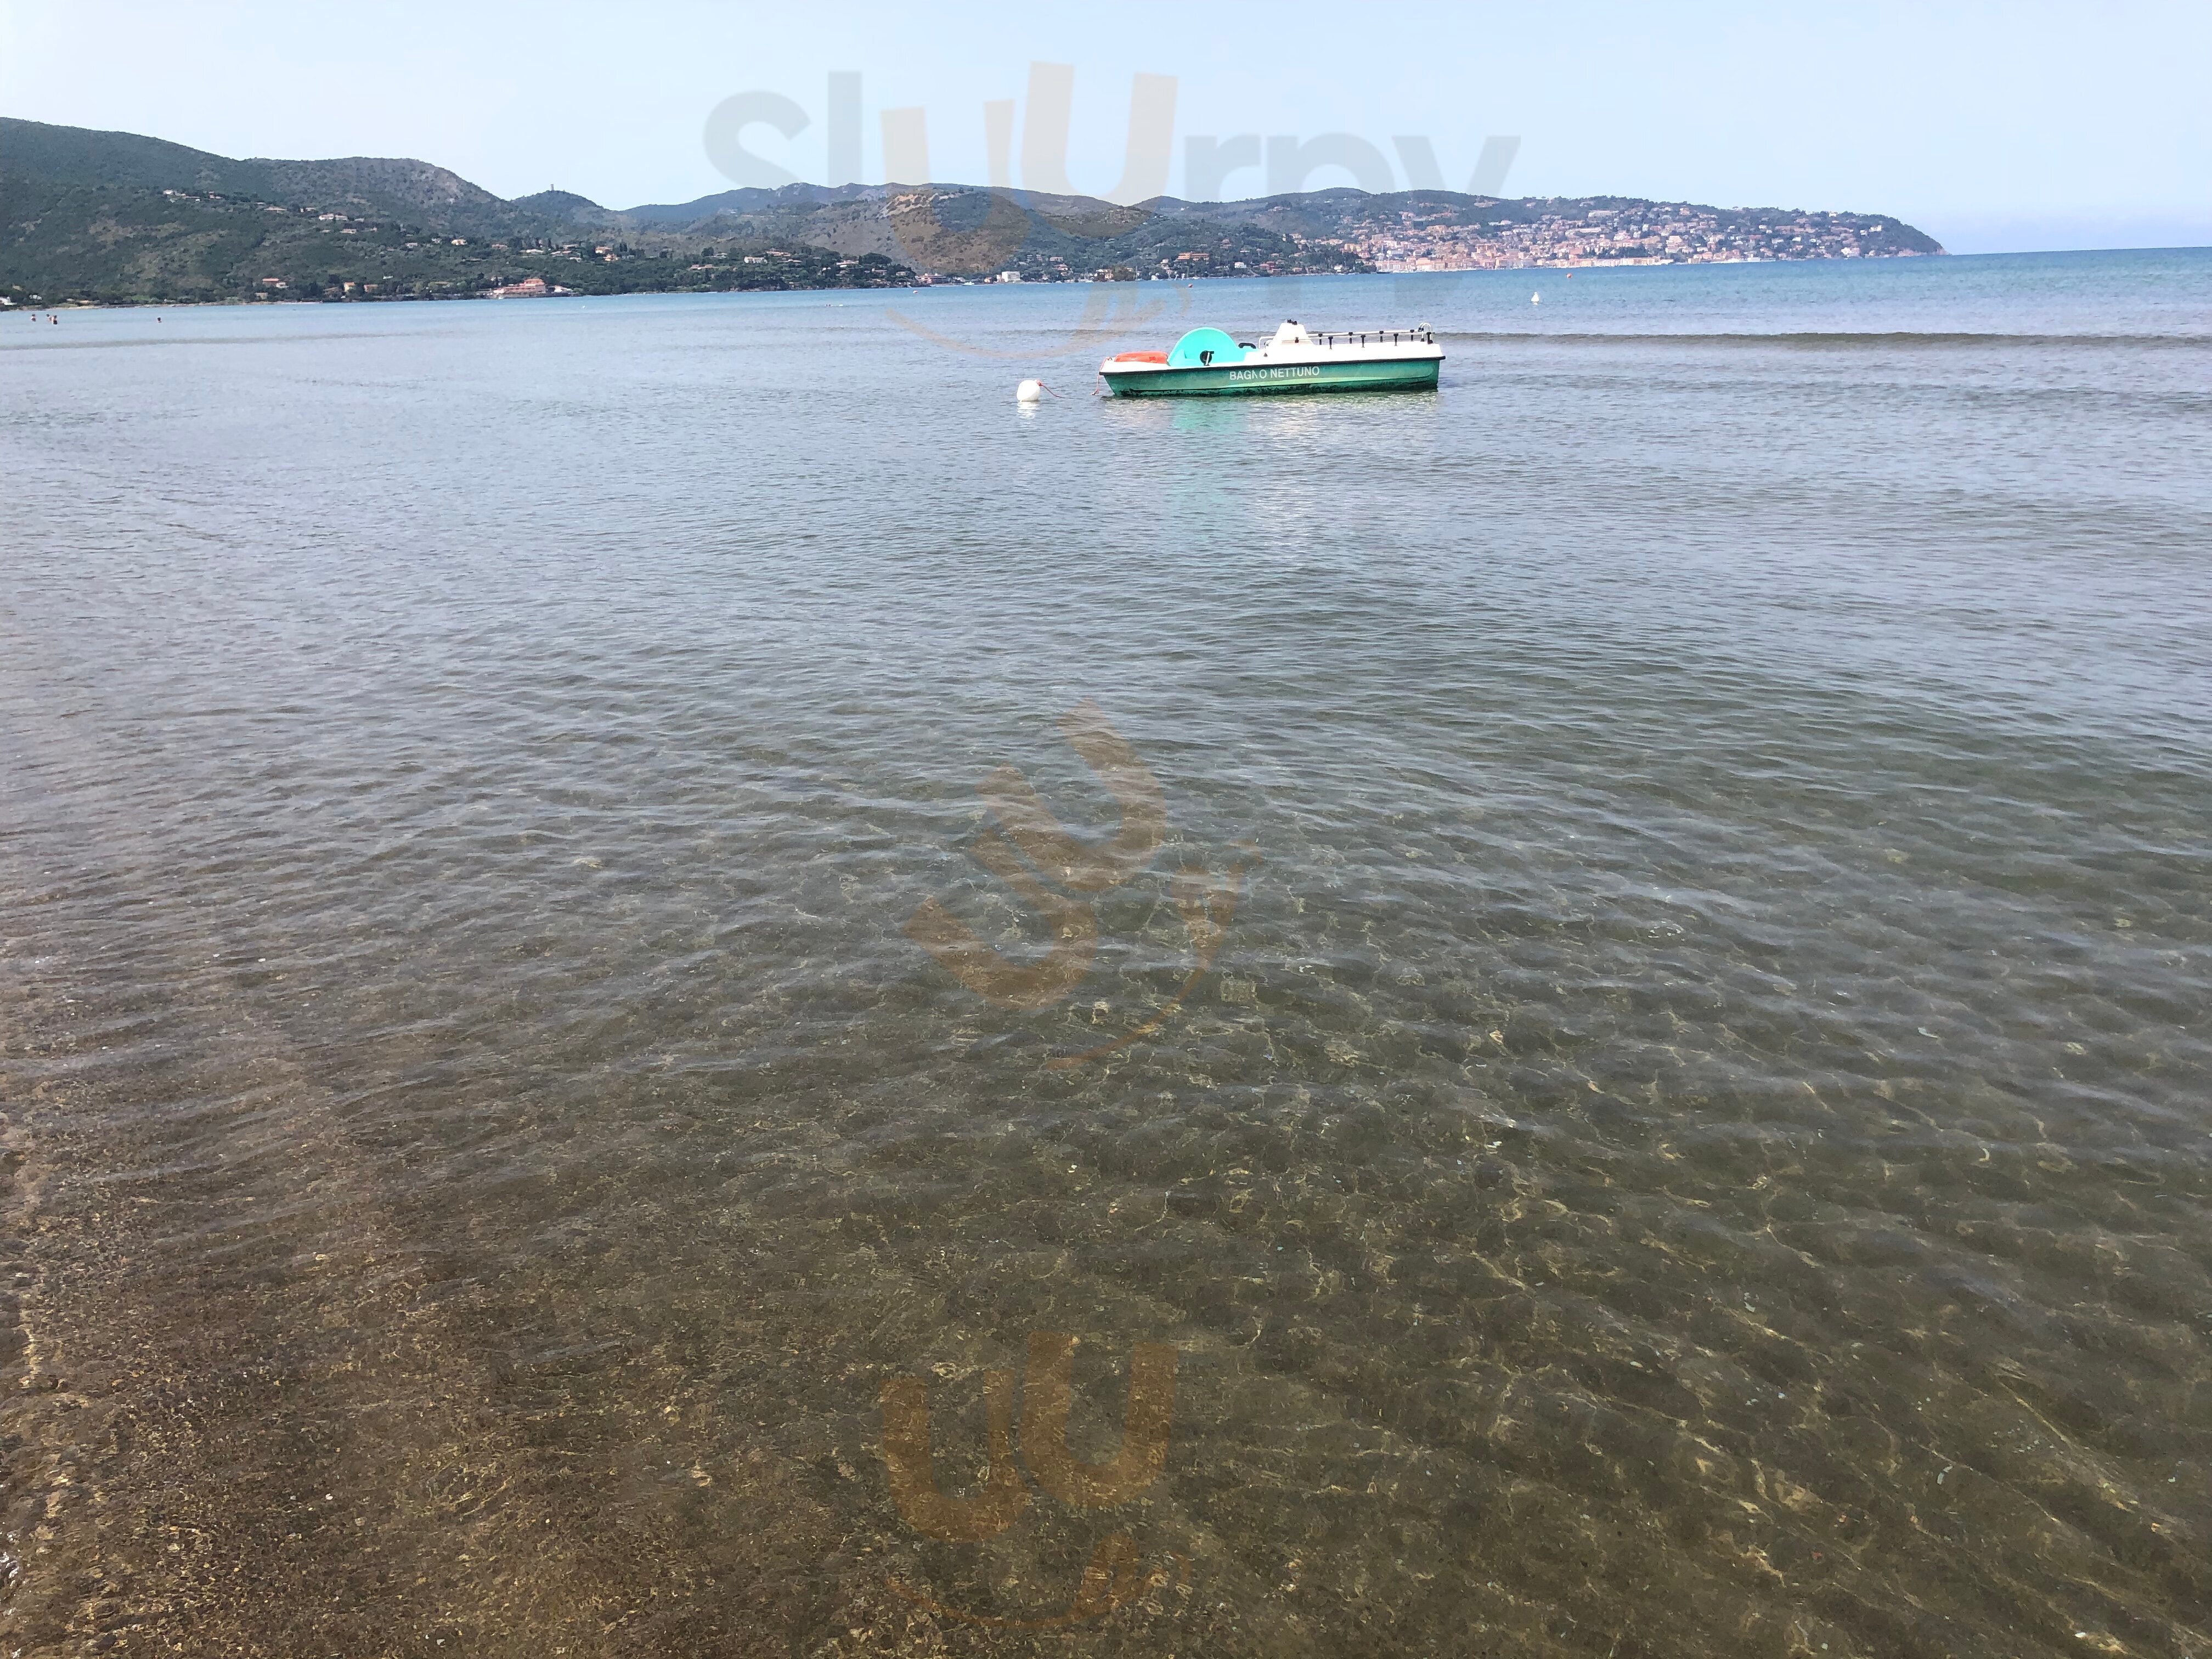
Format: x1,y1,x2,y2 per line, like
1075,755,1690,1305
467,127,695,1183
0,117,1368,304
0,118,918,304
2,115,1939,307
1,117,275,197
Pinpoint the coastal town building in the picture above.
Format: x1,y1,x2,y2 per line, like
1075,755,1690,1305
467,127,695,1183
1341,201,1935,270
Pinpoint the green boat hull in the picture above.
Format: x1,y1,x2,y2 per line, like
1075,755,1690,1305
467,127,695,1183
1101,356,1441,398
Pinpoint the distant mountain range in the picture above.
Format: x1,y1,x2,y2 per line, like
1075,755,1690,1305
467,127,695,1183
0,117,1942,307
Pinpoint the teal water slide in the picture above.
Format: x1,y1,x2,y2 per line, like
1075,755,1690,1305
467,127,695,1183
1165,328,1246,368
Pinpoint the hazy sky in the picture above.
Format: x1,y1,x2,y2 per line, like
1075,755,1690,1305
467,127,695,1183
4,1,2208,253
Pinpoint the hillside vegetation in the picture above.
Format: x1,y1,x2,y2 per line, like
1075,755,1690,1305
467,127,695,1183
2,116,1938,308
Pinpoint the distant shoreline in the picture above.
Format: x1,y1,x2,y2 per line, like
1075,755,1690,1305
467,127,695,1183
31,248,2212,316
6,116,1951,311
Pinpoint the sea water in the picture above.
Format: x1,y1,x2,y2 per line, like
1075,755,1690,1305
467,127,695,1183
3,250,2209,1656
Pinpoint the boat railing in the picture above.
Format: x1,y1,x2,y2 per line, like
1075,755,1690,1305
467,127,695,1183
1309,327,1436,348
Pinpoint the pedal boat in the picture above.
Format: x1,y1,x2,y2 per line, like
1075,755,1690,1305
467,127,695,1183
1098,320,1442,397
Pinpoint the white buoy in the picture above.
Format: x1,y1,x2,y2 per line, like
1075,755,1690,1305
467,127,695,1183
1531,291,1541,304
1015,379,1045,403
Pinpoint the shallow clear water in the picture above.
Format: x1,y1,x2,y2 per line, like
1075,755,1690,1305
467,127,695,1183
3,251,2210,1657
